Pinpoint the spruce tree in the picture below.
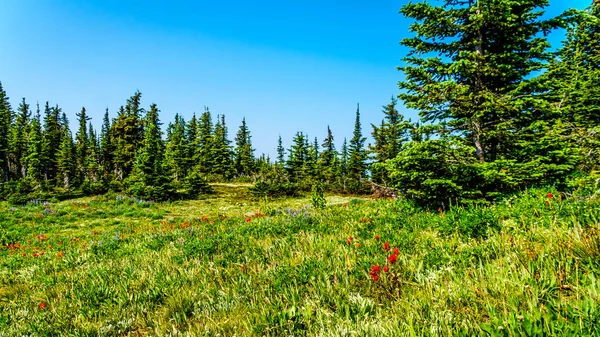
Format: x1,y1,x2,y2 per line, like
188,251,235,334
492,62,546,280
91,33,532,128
276,135,285,165
75,107,91,186
164,114,188,182
127,103,174,201
26,114,43,183
110,91,144,181
99,108,113,182
320,126,337,183
286,132,308,182
0,82,12,182
57,113,75,189
398,0,558,163
209,114,234,179
42,103,61,182
12,98,31,178
347,104,367,182
234,118,255,177
338,138,349,190
197,107,214,173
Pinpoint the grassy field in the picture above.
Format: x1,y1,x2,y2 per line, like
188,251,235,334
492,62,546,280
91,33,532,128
1,185,599,336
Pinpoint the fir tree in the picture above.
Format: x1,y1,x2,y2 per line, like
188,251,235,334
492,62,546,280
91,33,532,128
165,114,188,182
347,103,367,182
110,91,144,181
209,114,234,179
75,107,91,185
127,103,174,201
320,126,337,182
26,114,43,183
57,113,75,189
234,118,255,177
197,107,214,173
12,98,31,178
276,135,285,165
0,82,12,182
42,102,61,181
99,108,113,181
286,132,308,181
398,0,558,163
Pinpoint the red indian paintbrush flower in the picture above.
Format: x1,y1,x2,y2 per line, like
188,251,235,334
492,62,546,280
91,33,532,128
383,242,390,251
388,254,397,264
547,192,553,198
393,247,400,255
39,302,46,310
383,266,389,273
374,235,380,240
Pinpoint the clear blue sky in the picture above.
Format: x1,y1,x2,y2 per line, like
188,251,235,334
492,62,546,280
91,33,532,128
0,0,591,158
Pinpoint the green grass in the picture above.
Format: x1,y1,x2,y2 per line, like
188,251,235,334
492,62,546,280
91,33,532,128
1,185,599,336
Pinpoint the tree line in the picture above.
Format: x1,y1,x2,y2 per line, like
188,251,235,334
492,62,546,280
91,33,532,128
1,0,599,206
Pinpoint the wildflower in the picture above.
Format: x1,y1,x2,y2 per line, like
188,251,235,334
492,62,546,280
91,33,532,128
246,217,252,223
57,252,64,258
393,247,400,255
356,243,361,248
361,218,367,223
374,235,380,240
241,265,245,271
383,266,389,273
547,192,553,198
369,265,381,281
383,242,390,251
388,254,397,264
347,236,353,245
39,302,46,310
545,200,550,205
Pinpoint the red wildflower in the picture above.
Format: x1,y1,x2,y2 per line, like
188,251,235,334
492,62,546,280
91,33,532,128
361,218,367,223
369,219,373,223
39,302,46,310
393,247,400,255
246,217,252,223
383,266,389,273
374,235,380,240
241,265,245,271
547,192,553,198
383,242,390,251
356,243,361,248
369,265,381,281
388,254,398,264
546,200,550,205
57,252,64,258
347,236,353,245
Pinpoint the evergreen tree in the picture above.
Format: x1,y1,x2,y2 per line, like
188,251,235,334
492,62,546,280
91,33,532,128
87,122,100,184
0,82,12,182
320,126,337,183
99,108,113,181
197,107,214,173
369,97,411,183
286,132,308,182
56,113,75,189
165,114,188,182
347,104,367,182
399,0,558,163
127,103,174,201
11,98,31,178
42,102,61,182
110,91,144,181
186,113,199,170
338,138,349,190
75,107,91,186
26,114,43,183
234,118,255,177
276,135,285,165
209,114,234,179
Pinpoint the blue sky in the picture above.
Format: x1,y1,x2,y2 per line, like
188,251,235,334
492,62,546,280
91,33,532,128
0,0,591,158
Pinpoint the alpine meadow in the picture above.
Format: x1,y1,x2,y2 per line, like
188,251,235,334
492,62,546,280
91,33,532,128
1,0,600,336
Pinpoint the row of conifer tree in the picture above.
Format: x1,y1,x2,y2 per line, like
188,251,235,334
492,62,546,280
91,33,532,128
1,0,599,206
